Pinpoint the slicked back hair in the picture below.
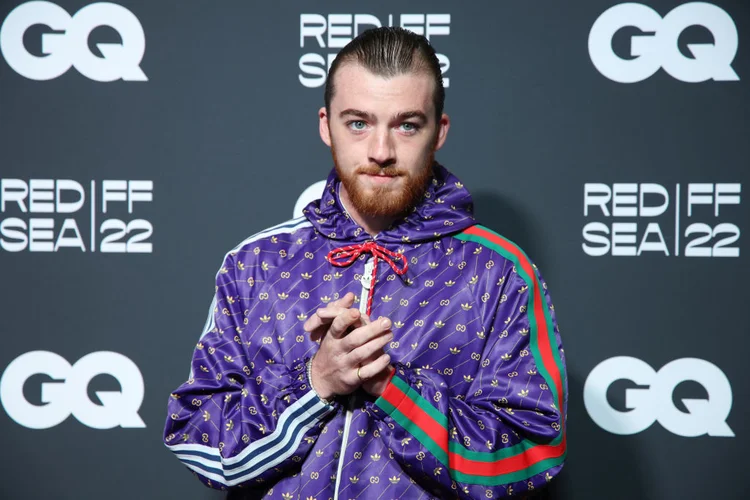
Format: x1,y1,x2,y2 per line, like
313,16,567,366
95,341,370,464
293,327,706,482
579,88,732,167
324,27,445,123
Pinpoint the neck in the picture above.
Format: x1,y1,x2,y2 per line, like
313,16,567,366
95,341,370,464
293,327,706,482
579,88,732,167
338,184,397,237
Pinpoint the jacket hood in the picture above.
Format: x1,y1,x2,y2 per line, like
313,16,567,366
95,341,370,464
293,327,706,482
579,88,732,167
303,162,476,244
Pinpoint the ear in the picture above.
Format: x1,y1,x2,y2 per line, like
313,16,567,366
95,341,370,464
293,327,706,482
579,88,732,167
319,106,331,147
434,113,450,151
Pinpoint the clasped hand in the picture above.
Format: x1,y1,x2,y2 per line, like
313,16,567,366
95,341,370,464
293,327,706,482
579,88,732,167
303,293,395,399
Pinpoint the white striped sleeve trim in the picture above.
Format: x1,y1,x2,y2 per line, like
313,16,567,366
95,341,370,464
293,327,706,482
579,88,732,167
166,391,333,487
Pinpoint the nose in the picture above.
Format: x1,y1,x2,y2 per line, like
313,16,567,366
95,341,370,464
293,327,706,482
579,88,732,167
367,127,396,167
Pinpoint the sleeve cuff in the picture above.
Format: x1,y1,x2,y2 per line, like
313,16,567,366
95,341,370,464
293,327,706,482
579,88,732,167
371,371,407,420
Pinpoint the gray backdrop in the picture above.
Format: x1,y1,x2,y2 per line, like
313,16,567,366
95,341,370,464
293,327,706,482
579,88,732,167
0,1,747,499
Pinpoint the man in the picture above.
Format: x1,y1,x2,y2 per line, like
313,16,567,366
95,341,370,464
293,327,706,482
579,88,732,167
164,27,567,499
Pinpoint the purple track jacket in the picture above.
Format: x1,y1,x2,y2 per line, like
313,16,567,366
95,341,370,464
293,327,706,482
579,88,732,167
164,164,568,499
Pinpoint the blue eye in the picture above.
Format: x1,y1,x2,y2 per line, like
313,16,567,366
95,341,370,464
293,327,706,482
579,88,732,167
400,123,419,132
349,121,366,131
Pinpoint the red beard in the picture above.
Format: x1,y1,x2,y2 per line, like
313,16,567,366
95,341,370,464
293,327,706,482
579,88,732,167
332,145,434,218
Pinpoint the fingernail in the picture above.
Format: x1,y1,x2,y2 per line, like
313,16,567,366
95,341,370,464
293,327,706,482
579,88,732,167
381,318,391,329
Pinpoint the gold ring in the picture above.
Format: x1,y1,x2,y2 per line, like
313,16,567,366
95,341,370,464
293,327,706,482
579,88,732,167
356,366,363,381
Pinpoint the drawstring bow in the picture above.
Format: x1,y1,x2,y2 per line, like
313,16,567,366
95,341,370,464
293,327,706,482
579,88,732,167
326,241,408,316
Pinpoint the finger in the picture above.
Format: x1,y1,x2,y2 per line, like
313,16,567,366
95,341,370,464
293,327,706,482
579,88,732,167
330,292,355,309
309,307,367,342
359,345,382,366
316,306,358,319
303,305,353,333
348,331,393,365
310,307,359,337
344,316,392,350
329,308,361,339
357,353,392,381
310,313,363,342
303,314,322,333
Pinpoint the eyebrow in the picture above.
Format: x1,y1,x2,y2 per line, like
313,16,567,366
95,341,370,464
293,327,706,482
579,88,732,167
339,108,428,124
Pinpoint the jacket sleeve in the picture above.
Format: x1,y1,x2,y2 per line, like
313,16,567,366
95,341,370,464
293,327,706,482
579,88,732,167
368,258,567,499
163,251,337,490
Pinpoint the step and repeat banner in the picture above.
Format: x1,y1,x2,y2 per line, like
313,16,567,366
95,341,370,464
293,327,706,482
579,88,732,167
0,1,746,499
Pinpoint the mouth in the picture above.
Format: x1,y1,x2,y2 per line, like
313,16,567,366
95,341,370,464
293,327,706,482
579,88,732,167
361,173,399,184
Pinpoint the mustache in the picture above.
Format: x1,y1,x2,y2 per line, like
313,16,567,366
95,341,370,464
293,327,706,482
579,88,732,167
355,165,404,177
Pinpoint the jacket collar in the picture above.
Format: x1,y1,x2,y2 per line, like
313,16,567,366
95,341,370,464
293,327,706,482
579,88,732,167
303,162,476,244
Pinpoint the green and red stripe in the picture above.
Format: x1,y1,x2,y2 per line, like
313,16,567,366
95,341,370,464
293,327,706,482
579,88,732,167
374,225,567,486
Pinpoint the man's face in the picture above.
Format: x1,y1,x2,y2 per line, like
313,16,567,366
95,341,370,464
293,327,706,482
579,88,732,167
319,63,450,218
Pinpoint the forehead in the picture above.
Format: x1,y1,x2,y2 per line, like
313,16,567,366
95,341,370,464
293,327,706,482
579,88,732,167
330,63,435,118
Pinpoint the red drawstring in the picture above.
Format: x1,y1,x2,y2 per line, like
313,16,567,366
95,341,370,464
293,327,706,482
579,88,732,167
326,241,408,316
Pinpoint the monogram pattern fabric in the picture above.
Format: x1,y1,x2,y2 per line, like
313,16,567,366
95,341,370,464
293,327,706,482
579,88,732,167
164,164,568,499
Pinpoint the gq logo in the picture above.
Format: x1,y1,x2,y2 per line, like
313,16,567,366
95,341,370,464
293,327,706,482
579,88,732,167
584,356,734,437
0,1,147,81
0,351,146,429
588,2,739,83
